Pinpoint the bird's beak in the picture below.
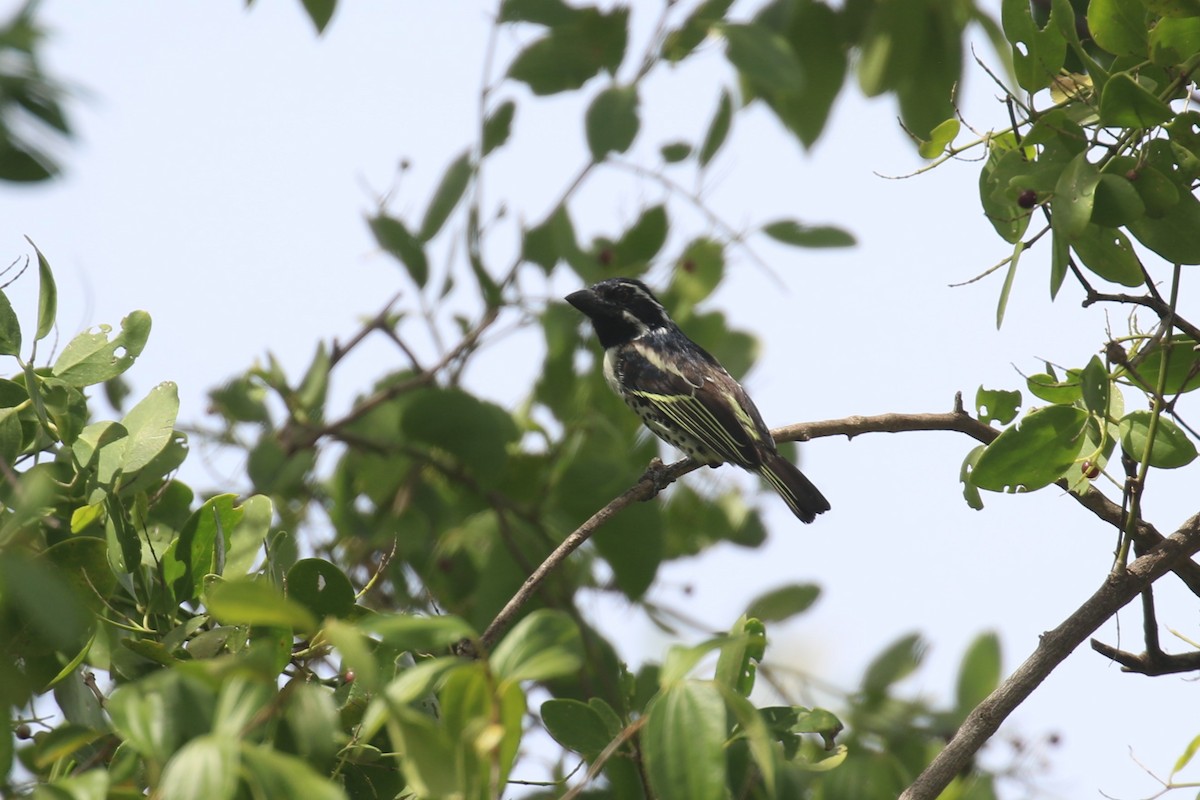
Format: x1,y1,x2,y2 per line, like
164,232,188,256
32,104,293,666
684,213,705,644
565,288,601,317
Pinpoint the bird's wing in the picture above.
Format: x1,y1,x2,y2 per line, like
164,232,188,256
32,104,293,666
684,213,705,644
622,340,768,467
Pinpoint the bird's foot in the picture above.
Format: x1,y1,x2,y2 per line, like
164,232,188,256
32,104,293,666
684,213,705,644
640,457,674,494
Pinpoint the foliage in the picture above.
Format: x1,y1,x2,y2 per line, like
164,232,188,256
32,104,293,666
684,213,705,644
0,4,73,182
7,0,1200,798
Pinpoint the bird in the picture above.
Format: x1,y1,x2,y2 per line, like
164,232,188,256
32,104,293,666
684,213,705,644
565,277,830,523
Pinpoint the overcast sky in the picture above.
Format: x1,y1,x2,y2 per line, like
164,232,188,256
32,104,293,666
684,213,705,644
4,2,1200,797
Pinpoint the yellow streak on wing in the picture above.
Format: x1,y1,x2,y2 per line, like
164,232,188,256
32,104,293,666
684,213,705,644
630,390,748,464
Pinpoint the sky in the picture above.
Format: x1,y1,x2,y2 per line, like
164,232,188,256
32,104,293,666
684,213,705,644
4,1,1200,797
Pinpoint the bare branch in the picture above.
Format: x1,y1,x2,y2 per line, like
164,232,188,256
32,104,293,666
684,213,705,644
900,512,1200,800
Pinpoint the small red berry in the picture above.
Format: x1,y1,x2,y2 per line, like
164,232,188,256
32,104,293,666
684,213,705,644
1017,189,1038,209
1081,461,1100,479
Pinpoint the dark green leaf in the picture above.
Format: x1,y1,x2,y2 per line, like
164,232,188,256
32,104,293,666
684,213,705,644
1099,73,1174,127
976,387,1021,425
507,8,628,95
482,100,516,156
1052,152,1100,240
369,213,428,287
760,0,847,147
1127,192,1200,264
979,145,1032,243
585,85,639,161
499,0,578,26
970,404,1089,492
1001,0,1068,91
299,0,337,34
745,583,820,622
614,204,667,265
400,388,518,486
643,682,726,800
722,23,804,96
662,0,734,61
1091,174,1145,227
28,238,56,342
660,141,692,162
762,219,855,248
418,151,472,241
592,501,663,599
52,310,152,387
1119,411,1197,468
1087,0,1147,57
1072,225,1143,286
0,291,20,356
541,699,612,756
0,142,55,182
287,558,356,619
1080,356,1110,416
698,88,733,167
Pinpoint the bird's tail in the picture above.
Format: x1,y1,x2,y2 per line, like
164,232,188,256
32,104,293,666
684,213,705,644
758,451,831,524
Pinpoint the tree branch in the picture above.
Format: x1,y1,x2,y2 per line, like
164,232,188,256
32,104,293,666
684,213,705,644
899,512,1200,800
477,405,1200,650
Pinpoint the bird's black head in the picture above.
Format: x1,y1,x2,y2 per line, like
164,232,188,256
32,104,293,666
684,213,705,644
565,278,673,348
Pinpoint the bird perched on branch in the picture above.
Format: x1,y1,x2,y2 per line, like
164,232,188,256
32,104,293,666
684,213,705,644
566,277,829,523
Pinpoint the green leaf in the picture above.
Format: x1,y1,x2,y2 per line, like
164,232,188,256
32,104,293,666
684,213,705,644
499,0,579,26
1072,225,1143,287
970,404,1090,492
287,558,356,619
976,387,1021,425
1119,411,1197,468
490,609,582,684
1001,0,1068,91
614,204,668,266
368,214,428,287
714,618,765,696
585,85,639,161
541,698,612,756
660,141,692,162
507,7,628,95
662,0,734,61
698,88,733,168
159,734,241,800
361,613,476,653
0,291,20,357
418,151,472,241
1087,0,1148,57
28,237,56,342
979,145,1032,243
1099,73,1174,127
119,381,179,473
995,239,1023,329
745,583,820,622
400,388,518,486
918,118,960,159
1080,356,1110,417
960,445,986,510
1127,191,1200,264
240,743,347,800
862,633,925,694
955,632,1001,718
670,238,724,305
482,100,516,156
1052,152,1100,240
1150,16,1200,66
716,684,777,794
163,494,240,603
205,578,318,632
762,219,855,248
1172,733,1200,777
1026,368,1083,403
1134,336,1200,394
52,310,152,387
1091,174,1146,227
299,0,337,34
722,22,805,96
643,682,726,800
